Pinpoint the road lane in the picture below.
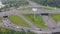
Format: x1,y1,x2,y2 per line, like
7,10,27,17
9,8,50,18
41,15,56,28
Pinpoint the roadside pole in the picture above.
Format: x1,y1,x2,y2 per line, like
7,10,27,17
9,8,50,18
32,8,37,20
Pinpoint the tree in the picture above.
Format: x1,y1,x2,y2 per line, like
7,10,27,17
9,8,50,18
0,28,3,34
31,0,60,8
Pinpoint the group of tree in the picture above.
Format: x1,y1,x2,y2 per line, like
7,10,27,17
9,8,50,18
31,0,60,8
0,27,36,34
1,0,28,6
0,0,29,12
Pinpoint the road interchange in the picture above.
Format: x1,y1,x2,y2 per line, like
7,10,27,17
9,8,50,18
0,0,60,34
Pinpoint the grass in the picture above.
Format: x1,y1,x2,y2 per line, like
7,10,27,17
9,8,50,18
8,15,30,27
19,7,32,11
22,14,48,28
0,17,3,22
42,7,54,10
0,27,7,32
51,14,60,23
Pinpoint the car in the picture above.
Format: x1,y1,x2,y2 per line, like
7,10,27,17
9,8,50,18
52,32,60,34
3,16,8,18
40,13,49,16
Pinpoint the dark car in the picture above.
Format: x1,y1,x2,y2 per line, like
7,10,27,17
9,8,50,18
52,32,60,34
3,16,8,18
40,13,49,16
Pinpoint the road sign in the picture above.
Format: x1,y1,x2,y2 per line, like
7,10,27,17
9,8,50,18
32,8,37,12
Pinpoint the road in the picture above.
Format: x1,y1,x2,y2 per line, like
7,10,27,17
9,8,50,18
3,17,32,31
27,0,46,7
41,15,56,28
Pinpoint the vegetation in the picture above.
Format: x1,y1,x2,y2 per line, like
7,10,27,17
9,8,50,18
0,17,3,22
1,0,28,7
42,7,54,10
19,7,32,11
22,14,48,28
0,27,35,34
0,0,29,12
31,0,60,8
51,14,60,23
9,15,30,27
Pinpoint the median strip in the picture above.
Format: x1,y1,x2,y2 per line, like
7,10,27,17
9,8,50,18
8,15,30,28
22,14,48,28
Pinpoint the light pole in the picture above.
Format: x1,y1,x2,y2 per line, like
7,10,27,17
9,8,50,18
32,8,37,20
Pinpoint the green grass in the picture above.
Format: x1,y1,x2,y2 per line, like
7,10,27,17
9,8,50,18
18,6,32,11
42,7,54,10
22,14,48,28
9,15,30,27
51,14,60,23
0,17,3,22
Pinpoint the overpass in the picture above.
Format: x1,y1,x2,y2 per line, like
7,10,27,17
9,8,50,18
0,8,60,17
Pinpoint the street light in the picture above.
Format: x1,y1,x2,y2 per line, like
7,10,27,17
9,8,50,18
32,8,37,20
